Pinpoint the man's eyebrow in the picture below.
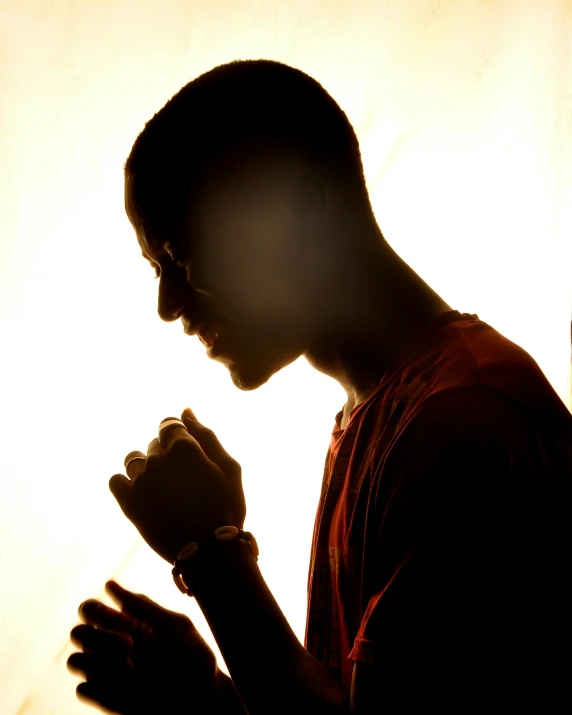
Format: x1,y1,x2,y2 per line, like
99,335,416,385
140,240,184,264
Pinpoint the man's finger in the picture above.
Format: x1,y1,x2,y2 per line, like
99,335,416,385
78,599,136,635
70,624,132,657
145,437,162,458
67,650,131,680
67,652,94,678
124,451,146,481
158,417,195,450
109,474,133,517
75,679,126,714
105,580,196,631
145,417,200,458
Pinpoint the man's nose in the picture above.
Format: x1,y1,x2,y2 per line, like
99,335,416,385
157,274,185,322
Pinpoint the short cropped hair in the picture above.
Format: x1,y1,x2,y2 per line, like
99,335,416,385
125,59,370,242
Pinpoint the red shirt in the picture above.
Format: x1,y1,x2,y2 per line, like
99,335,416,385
304,310,572,706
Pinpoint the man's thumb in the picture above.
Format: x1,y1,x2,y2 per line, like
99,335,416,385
180,409,237,471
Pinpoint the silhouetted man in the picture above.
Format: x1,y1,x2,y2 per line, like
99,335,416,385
68,60,572,714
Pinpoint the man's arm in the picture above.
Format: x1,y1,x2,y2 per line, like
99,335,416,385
185,538,349,715
188,383,570,713
110,414,351,713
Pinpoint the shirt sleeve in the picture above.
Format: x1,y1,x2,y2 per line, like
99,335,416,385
348,384,566,707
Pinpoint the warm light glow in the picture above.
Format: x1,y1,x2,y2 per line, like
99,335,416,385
1,1,570,712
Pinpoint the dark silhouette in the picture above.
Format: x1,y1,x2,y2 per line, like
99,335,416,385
68,60,572,713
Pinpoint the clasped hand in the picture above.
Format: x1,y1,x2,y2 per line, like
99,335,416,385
109,408,246,563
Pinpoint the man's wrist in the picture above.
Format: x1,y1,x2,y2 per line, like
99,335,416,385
173,527,258,596
177,534,257,598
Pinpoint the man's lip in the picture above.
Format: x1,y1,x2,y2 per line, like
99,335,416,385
198,328,221,348
181,317,223,346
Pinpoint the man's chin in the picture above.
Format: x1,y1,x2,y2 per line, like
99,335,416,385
217,338,303,391
228,363,273,391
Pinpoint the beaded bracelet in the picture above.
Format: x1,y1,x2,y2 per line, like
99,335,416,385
172,526,259,596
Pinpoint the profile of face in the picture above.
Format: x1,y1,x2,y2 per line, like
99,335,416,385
128,158,329,391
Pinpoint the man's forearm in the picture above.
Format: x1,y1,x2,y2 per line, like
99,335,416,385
214,669,247,714
184,538,348,715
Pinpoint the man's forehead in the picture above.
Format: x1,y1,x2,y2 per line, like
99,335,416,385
126,175,184,258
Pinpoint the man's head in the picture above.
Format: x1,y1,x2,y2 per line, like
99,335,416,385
125,59,377,390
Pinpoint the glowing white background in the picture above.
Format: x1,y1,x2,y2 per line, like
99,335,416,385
1,1,571,712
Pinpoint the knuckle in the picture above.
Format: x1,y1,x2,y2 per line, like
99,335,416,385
139,454,160,477
170,438,195,458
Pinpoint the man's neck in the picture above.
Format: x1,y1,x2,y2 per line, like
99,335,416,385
305,243,452,412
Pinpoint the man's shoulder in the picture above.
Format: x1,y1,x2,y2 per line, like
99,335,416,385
386,383,567,480
405,380,571,454
414,314,570,430
375,312,572,454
